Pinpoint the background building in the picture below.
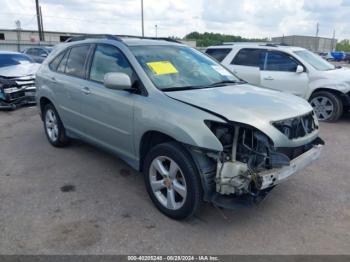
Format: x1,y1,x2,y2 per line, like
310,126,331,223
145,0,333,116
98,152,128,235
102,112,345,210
271,35,337,52
0,29,196,52
0,29,84,51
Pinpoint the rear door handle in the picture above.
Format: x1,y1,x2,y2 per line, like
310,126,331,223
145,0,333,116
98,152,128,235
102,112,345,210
82,87,91,95
51,77,57,82
264,76,274,80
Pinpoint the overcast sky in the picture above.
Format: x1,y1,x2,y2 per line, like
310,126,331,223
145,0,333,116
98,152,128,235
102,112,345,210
1,0,350,40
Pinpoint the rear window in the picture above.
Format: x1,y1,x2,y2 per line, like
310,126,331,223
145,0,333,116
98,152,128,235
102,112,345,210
205,48,232,62
0,54,33,68
231,48,266,69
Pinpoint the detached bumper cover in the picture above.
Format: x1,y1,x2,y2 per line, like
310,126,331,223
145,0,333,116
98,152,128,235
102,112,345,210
258,144,323,190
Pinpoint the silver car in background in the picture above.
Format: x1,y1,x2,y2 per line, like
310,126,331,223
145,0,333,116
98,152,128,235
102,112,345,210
22,46,53,64
35,35,324,219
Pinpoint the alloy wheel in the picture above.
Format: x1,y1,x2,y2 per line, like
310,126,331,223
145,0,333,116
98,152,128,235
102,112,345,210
45,109,59,142
149,156,187,210
310,96,334,121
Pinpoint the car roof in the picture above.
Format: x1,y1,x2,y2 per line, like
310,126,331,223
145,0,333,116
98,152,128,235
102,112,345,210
63,35,184,47
207,43,306,52
121,38,183,47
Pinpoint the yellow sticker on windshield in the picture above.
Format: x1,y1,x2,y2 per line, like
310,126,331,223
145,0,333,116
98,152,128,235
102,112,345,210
146,61,178,75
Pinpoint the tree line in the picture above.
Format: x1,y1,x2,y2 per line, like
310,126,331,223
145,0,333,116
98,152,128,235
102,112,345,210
184,32,268,47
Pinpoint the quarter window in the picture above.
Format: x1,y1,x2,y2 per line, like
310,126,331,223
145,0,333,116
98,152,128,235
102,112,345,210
49,51,66,71
205,48,232,62
265,51,299,72
231,48,266,69
65,45,90,78
57,50,69,73
89,44,133,83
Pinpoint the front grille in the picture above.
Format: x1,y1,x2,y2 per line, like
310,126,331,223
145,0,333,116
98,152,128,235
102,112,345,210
273,112,318,140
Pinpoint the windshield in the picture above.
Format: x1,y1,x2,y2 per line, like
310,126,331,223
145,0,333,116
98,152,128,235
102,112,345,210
294,50,335,71
0,54,34,68
130,45,239,91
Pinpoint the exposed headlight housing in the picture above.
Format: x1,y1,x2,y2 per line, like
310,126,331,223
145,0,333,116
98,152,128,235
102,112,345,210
204,120,234,151
273,111,318,139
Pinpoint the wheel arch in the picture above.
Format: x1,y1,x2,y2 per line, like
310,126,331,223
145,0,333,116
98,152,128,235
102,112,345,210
138,130,218,202
309,88,349,107
139,130,176,171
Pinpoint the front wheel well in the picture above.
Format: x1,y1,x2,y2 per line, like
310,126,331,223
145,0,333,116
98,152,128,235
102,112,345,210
139,131,176,171
310,88,348,106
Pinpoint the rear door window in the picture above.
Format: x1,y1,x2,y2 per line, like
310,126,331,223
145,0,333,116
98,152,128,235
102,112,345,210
65,45,91,78
205,48,232,62
231,48,267,69
265,51,299,72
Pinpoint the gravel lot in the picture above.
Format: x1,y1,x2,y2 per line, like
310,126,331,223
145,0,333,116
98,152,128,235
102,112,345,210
0,106,349,255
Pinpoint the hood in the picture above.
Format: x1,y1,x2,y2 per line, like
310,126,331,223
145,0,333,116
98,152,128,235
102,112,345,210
165,84,313,127
0,63,40,78
318,67,350,81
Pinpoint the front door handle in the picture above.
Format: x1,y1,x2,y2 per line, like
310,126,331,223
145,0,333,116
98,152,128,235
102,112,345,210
264,76,274,80
82,87,91,95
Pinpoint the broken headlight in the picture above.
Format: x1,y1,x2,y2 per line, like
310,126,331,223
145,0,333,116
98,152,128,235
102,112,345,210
273,112,317,140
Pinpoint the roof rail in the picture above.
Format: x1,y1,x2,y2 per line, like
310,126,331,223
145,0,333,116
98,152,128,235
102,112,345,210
115,35,182,43
259,43,289,47
65,34,182,44
65,34,123,43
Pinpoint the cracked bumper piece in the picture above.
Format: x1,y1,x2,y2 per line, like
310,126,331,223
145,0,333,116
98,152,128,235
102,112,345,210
258,144,323,190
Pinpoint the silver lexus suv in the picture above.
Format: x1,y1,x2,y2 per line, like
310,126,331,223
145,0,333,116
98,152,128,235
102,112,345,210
36,35,324,219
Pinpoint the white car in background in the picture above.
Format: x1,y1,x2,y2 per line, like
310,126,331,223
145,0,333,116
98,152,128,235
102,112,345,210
205,43,350,121
0,51,40,109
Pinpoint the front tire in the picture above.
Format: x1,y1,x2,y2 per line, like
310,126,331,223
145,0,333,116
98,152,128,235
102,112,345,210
43,103,69,147
309,91,343,122
143,142,202,220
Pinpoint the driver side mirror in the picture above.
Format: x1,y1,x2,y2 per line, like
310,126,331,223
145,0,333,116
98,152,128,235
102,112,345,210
104,72,132,90
296,65,304,73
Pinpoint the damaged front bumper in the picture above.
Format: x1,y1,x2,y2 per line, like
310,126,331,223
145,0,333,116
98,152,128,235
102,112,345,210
257,144,323,190
0,80,36,110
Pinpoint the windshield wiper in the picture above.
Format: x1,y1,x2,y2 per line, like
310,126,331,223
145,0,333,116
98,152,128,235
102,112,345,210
208,80,242,87
162,86,204,92
162,80,243,92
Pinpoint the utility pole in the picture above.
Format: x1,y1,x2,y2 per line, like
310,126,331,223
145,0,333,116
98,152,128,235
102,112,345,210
35,0,43,41
15,20,21,52
314,22,319,52
155,24,158,38
331,29,336,51
141,0,144,37
39,6,45,42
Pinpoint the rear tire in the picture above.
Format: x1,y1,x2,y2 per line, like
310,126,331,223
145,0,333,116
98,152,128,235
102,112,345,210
309,91,343,122
143,142,202,220
43,103,69,147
